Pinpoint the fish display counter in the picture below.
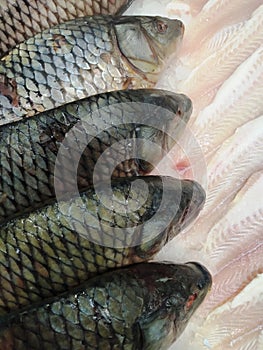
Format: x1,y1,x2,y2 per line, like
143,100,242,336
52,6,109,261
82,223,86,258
0,0,262,349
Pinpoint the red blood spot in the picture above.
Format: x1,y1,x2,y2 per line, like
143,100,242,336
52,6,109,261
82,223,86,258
186,293,197,309
175,159,190,171
173,158,194,179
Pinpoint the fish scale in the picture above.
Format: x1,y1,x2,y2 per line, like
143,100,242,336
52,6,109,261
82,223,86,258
0,89,192,224
0,175,206,316
0,0,134,57
0,15,184,125
0,262,212,350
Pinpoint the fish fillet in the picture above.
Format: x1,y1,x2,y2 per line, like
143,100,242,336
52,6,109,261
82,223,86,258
179,6,263,99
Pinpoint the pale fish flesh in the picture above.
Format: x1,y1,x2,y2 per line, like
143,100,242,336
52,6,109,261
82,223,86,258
127,0,263,349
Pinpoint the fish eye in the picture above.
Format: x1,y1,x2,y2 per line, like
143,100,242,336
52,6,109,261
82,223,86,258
156,20,168,33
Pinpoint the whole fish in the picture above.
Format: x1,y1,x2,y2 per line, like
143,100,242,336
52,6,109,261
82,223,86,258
0,0,134,57
0,15,184,125
0,175,205,315
0,88,192,224
0,262,212,350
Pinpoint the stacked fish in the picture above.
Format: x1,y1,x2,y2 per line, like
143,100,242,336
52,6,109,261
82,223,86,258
0,1,212,349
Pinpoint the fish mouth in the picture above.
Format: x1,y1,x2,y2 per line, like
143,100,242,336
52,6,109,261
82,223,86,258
180,20,185,36
165,93,193,150
169,93,193,126
176,93,193,120
149,93,192,156
179,180,206,231
186,262,213,291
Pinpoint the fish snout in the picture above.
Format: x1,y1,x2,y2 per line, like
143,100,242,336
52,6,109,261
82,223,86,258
179,180,206,230
186,262,212,291
161,92,193,151
177,19,185,36
164,92,192,120
178,93,193,120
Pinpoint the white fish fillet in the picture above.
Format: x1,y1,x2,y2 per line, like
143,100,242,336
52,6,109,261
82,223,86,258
178,8,263,101
185,21,245,68
205,171,263,268
204,243,263,313
175,0,208,15
182,0,263,53
193,46,263,156
201,172,263,312
198,116,263,226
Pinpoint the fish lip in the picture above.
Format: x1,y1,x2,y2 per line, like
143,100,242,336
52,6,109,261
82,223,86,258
190,180,206,209
170,93,193,130
180,21,185,35
179,93,193,118
173,19,185,37
164,92,193,120
186,262,212,290
180,180,206,230
160,92,193,152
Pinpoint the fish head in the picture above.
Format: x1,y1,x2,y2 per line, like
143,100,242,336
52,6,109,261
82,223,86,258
133,177,205,259
114,16,184,80
130,90,192,174
168,179,206,238
136,262,212,349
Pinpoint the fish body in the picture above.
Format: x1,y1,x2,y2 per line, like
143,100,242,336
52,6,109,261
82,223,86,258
0,15,184,125
0,175,205,315
0,0,135,57
0,262,212,350
0,88,192,223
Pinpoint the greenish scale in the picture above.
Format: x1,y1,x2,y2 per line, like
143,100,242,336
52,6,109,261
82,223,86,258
0,175,205,315
0,89,193,224
0,262,212,350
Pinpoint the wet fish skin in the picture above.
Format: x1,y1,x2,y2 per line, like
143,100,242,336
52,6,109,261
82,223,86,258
0,88,192,224
0,0,135,57
0,175,205,316
0,262,212,350
0,15,184,125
